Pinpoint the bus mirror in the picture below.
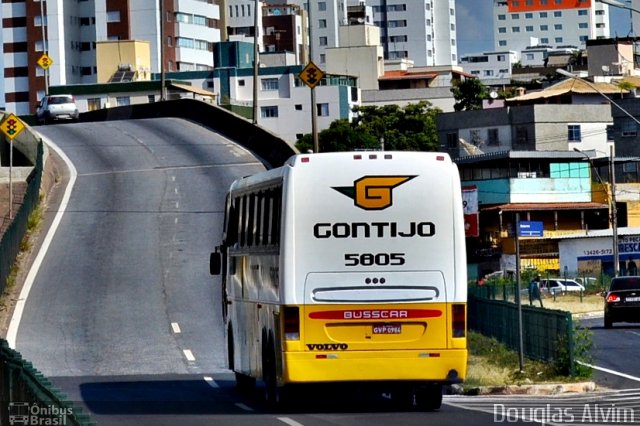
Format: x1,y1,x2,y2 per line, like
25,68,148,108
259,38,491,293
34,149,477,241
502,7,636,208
210,251,222,275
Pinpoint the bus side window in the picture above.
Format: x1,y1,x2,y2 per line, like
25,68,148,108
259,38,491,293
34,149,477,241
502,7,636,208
226,199,239,246
271,188,282,245
262,191,271,245
240,194,248,247
248,194,256,247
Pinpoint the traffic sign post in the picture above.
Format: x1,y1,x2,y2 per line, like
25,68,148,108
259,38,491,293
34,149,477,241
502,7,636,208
299,62,325,153
299,61,325,89
0,113,25,219
37,53,53,95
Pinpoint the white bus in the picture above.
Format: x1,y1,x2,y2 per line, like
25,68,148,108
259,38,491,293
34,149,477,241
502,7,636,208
210,151,467,410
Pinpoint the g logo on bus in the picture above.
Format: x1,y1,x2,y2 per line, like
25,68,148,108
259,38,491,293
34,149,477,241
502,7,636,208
332,176,416,210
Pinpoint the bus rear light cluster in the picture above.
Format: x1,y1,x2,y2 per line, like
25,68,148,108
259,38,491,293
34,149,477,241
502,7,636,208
452,304,466,338
284,306,300,340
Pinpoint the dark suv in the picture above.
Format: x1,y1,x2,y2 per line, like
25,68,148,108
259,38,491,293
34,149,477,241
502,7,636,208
604,276,640,328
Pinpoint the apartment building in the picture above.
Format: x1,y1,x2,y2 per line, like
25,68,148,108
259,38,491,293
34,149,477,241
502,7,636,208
370,0,458,66
492,0,610,53
2,0,221,115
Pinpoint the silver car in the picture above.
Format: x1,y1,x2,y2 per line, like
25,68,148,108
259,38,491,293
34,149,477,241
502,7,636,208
36,94,79,124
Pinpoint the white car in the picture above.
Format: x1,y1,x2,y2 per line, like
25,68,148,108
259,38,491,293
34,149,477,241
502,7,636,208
36,94,79,124
542,279,585,295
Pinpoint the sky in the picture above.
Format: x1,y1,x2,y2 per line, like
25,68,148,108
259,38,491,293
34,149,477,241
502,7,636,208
455,0,630,57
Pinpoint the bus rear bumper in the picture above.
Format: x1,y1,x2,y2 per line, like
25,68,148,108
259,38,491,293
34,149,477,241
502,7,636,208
282,349,467,383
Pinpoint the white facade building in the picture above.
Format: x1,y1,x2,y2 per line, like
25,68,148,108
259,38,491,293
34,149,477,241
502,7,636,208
370,0,458,66
459,50,518,86
1,0,220,115
492,0,610,54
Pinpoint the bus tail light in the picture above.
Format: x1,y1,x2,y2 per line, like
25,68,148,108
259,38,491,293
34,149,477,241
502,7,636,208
452,304,466,338
284,306,300,340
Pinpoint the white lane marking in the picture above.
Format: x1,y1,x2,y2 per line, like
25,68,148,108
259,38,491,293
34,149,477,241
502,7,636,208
627,331,640,337
174,187,178,194
277,417,305,426
174,217,178,224
578,361,640,382
235,403,254,412
183,349,196,362
175,201,179,209
203,376,219,388
7,138,78,349
171,322,181,334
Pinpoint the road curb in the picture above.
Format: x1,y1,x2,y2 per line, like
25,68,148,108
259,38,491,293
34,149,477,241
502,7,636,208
453,381,598,396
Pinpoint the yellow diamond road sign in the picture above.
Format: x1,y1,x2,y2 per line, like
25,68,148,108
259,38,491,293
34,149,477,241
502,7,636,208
299,61,325,89
37,53,53,70
0,113,25,140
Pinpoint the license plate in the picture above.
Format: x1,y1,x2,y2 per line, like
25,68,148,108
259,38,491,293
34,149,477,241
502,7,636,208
626,296,640,302
373,324,402,334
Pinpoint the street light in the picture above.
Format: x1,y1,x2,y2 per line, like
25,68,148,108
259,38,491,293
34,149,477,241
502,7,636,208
574,147,620,277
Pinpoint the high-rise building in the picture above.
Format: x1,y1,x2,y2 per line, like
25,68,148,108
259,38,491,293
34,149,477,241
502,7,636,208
2,0,220,115
492,0,610,53
370,0,458,66
270,0,457,67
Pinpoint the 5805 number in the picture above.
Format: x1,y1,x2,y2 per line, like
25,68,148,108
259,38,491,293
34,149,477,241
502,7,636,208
344,253,405,266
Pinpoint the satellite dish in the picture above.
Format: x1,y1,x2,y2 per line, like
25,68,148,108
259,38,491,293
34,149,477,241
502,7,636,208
357,17,364,23
490,90,498,99
273,8,281,16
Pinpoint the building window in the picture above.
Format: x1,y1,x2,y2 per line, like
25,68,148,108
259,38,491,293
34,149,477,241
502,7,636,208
148,95,156,103
107,11,121,23
488,129,500,146
540,25,548,31
34,15,47,26
525,13,533,19
540,12,547,18
498,40,507,47
512,27,520,33
116,96,130,106
622,118,638,136
87,98,101,111
554,24,563,30
579,23,588,29
499,27,506,33
515,126,528,145
568,125,581,142
318,2,326,11
319,19,326,28
261,106,279,118
261,78,279,91
295,104,302,110
554,11,562,17
319,36,328,46
446,133,458,148
317,103,329,116
238,79,245,86
526,26,533,32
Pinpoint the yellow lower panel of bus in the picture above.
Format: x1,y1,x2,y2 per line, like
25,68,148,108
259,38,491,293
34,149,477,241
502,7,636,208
282,349,467,383
302,303,451,350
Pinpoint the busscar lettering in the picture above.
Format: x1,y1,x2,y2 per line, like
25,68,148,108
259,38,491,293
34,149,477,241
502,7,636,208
344,310,408,319
313,222,435,239
306,343,349,351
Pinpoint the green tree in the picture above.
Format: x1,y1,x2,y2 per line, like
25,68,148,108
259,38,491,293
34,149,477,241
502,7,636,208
450,78,488,111
296,101,442,153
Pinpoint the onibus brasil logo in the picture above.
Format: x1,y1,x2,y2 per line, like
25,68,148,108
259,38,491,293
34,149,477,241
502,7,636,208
8,402,73,425
332,175,416,210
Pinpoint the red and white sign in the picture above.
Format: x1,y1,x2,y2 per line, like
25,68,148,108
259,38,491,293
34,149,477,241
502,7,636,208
462,186,479,237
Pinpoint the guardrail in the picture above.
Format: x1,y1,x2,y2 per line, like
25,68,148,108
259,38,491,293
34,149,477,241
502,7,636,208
0,339,95,425
468,294,575,375
80,98,299,169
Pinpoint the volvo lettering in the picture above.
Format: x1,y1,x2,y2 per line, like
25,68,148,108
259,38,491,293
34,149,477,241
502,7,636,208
210,151,467,410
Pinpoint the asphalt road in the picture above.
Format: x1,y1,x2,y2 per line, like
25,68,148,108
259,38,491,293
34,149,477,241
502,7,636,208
9,118,640,425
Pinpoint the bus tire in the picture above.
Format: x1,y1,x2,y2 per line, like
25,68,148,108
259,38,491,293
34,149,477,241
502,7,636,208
390,386,414,409
415,384,442,411
263,333,288,409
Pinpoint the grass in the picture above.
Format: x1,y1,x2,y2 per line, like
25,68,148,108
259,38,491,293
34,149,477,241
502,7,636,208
465,331,589,391
465,292,601,391
540,293,604,316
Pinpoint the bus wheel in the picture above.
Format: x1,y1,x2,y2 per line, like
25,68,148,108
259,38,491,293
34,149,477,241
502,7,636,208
415,384,442,411
263,335,287,409
390,386,414,410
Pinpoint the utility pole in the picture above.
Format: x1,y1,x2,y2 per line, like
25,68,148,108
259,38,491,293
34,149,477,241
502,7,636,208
253,0,260,124
159,0,166,101
610,144,620,276
308,0,319,152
